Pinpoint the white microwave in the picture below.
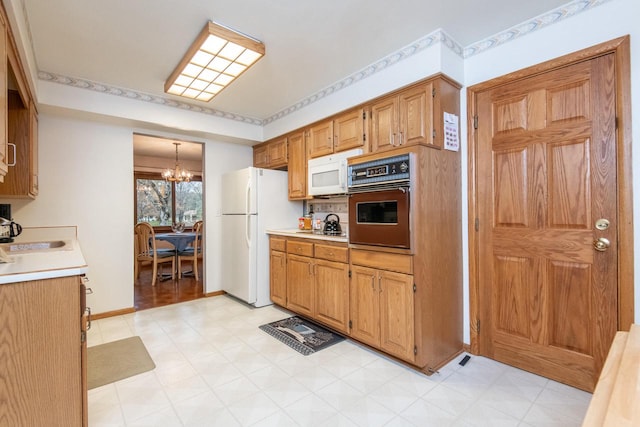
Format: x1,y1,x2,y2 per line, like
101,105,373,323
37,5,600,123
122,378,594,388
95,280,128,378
307,148,363,196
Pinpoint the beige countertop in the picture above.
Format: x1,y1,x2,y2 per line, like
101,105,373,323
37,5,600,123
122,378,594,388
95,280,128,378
0,228,88,284
266,229,348,244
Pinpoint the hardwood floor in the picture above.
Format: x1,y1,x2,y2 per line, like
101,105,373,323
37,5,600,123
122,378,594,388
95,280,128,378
134,261,204,311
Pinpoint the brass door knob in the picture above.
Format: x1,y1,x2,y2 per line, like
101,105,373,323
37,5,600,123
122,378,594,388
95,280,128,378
593,237,610,252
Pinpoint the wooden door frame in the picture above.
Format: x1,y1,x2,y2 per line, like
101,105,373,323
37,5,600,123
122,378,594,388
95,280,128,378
467,36,634,354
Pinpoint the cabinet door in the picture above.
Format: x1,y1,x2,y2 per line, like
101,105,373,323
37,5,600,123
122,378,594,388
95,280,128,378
270,249,287,306
287,131,307,199
308,120,334,158
370,95,398,153
253,144,269,168
334,108,364,153
286,254,314,317
0,276,84,426
268,137,288,168
398,82,433,148
314,259,349,333
29,105,38,196
350,265,380,347
379,270,415,362
0,12,7,182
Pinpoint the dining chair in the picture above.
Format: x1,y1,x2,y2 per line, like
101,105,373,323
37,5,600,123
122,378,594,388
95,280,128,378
178,220,203,280
191,220,203,233
134,222,175,286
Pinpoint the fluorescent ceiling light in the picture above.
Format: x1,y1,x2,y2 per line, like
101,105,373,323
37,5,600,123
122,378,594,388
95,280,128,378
165,21,264,102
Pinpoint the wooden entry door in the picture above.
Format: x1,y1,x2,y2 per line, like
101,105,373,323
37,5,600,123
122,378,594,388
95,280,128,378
475,54,618,392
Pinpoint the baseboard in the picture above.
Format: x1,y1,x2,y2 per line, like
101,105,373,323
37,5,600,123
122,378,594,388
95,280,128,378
205,290,226,297
92,307,136,320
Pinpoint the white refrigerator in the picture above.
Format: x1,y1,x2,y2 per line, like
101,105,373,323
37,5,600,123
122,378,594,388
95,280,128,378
220,167,302,307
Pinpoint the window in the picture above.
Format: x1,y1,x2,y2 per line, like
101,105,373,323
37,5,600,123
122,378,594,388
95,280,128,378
135,173,203,228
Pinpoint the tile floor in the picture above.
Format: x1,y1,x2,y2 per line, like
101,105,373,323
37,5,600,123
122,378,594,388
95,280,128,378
88,295,592,426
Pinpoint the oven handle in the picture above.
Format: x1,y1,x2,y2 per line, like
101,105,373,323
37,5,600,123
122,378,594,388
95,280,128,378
348,184,410,194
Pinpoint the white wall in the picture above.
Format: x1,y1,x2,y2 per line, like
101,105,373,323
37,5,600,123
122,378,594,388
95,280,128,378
2,114,253,314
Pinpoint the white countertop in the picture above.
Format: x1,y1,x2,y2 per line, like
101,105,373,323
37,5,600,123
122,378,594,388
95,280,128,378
266,229,348,243
0,238,88,284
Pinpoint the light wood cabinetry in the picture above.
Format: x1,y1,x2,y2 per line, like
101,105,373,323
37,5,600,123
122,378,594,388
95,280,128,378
286,253,315,317
308,120,334,158
287,130,307,200
0,2,38,197
269,236,350,333
0,11,7,182
0,275,88,426
253,136,287,169
308,108,366,158
370,76,459,152
350,250,415,362
269,237,287,306
348,143,463,373
314,243,350,332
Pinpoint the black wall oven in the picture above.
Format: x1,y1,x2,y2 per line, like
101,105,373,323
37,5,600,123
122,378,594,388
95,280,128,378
348,153,411,249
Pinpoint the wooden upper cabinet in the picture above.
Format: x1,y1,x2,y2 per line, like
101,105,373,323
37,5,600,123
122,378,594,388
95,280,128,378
370,95,399,153
370,76,459,153
252,136,287,169
253,144,269,168
308,120,334,158
287,130,307,200
0,4,38,198
29,104,38,196
267,136,287,168
308,108,366,159
399,82,434,147
0,11,7,183
334,108,365,153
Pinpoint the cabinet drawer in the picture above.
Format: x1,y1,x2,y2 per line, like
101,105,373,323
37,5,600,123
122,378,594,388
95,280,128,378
270,237,286,252
315,244,348,263
286,240,314,257
350,249,412,274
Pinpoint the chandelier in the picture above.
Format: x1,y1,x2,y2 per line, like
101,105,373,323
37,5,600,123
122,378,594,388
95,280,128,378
162,142,193,182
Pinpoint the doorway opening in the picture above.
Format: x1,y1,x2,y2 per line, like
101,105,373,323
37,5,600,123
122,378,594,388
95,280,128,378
133,133,205,310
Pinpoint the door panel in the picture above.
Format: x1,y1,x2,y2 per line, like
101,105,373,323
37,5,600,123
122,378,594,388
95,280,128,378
286,254,314,317
350,265,380,347
314,259,349,333
477,54,618,391
379,270,415,362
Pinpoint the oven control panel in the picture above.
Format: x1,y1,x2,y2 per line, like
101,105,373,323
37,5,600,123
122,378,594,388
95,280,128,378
348,153,411,189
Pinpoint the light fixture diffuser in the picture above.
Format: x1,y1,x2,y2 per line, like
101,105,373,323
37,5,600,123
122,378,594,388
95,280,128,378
165,21,264,102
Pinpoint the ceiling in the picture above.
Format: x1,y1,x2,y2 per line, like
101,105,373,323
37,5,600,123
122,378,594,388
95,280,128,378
24,0,569,123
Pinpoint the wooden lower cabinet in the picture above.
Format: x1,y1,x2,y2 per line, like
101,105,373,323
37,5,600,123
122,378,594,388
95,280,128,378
0,275,87,426
270,236,350,333
286,253,314,317
269,248,287,306
350,264,415,363
314,258,349,333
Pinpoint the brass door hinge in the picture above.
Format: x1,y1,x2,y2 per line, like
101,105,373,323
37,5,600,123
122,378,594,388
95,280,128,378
476,319,481,334
473,115,478,129
349,320,352,329
475,218,479,232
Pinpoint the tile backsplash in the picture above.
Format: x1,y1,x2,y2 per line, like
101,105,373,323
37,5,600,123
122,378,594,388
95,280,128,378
307,197,349,236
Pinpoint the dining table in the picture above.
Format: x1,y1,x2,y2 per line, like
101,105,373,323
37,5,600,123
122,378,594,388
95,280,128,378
155,232,197,252
154,232,197,278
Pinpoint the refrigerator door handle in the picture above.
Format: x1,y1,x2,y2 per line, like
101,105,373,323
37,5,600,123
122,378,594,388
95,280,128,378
245,178,251,215
245,214,251,248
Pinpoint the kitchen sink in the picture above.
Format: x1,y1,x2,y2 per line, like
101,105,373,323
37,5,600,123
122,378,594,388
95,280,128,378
0,240,71,253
